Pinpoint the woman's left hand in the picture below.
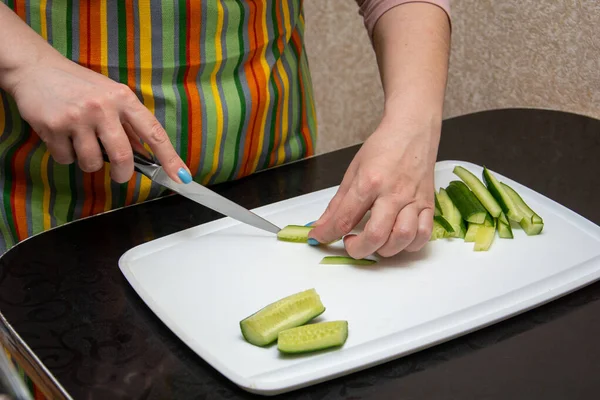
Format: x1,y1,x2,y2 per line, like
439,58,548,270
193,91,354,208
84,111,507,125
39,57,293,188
308,114,441,259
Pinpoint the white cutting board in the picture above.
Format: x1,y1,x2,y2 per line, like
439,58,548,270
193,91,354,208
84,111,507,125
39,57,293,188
119,160,600,395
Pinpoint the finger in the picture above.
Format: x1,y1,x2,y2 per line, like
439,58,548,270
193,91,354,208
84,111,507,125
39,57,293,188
71,130,105,173
122,121,152,159
309,183,375,244
376,203,419,257
405,207,435,252
312,163,360,231
342,197,399,259
122,100,191,183
97,119,135,183
44,134,76,164
312,161,358,227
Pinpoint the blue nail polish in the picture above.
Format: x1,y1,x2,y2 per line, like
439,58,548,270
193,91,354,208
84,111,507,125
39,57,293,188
178,168,192,184
305,220,316,227
307,238,319,246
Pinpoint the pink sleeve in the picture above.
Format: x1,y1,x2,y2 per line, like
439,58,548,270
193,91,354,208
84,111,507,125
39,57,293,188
355,0,451,39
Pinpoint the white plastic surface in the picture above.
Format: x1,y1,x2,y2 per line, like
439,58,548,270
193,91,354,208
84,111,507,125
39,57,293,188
119,160,600,395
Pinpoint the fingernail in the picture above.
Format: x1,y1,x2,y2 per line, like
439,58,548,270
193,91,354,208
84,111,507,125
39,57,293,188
178,168,192,184
305,221,316,227
307,238,319,246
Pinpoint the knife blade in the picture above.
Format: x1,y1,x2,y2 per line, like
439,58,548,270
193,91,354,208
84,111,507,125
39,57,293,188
100,146,281,234
151,167,281,234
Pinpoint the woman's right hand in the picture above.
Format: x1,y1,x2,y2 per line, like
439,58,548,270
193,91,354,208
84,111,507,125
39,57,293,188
8,56,192,184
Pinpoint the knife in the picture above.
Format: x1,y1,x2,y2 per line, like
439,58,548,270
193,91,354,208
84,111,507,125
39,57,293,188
100,147,281,234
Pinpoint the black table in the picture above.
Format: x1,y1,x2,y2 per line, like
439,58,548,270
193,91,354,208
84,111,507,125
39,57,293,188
1,108,600,400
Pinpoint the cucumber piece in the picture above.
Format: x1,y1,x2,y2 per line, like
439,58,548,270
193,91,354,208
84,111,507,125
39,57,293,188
240,289,325,346
277,225,313,243
437,188,467,238
445,181,488,224
482,167,524,222
453,166,502,218
434,215,455,234
500,182,544,235
497,213,514,239
498,211,510,226
278,321,348,354
500,182,543,223
434,191,443,215
464,223,480,242
430,219,448,241
474,214,496,251
520,216,544,235
320,256,376,266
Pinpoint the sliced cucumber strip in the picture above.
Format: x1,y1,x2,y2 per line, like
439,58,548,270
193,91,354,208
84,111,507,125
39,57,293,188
464,223,480,242
437,188,467,238
430,219,448,241
278,321,348,354
500,182,543,223
453,166,502,218
445,181,488,224
520,216,544,235
500,182,544,235
277,225,313,243
474,215,496,251
434,191,443,216
320,256,376,266
434,215,455,234
482,167,524,222
240,289,325,346
497,212,514,239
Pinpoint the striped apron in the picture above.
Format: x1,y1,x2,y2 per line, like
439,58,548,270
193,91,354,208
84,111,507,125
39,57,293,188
0,0,318,255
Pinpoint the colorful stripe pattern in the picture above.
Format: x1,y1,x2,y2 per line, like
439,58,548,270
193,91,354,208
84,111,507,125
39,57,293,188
0,0,317,255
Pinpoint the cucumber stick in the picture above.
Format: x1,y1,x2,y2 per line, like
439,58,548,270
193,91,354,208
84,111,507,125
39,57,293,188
500,182,544,235
474,214,496,251
430,219,449,241
434,215,455,234
482,167,524,222
464,223,479,242
277,321,348,354
240,289,325,346
453,166,502,218
437,188,467,238
433,190,454,235
320,256,376,266
497,212,514,239
277,225,313,243
445,181,488,224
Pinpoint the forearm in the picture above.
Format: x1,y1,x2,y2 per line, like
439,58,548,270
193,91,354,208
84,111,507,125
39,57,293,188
0,2,62,95
371,2,451,128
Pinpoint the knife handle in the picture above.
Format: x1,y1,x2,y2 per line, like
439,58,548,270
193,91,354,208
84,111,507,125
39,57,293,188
98,141,160,174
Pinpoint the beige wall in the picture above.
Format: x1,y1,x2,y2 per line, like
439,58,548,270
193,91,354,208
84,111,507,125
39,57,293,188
304,0,600,155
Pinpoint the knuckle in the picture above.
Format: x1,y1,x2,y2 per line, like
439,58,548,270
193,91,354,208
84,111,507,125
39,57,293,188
357,172,384,194
64,106,82,123
115,83,134,101
421,200,435,212
51,152,74,165
165,154,180,167
79,158,104,172
377,247,396,258
45,116,65,132
148,121,169,145
394,226,416,242
82,97,105,113
109,149,131,165
334,217,354,235
419,223,433,239
365,227,387,246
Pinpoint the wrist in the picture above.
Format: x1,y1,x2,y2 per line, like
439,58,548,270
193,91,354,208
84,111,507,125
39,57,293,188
381,94,443,136
0,38,62,97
